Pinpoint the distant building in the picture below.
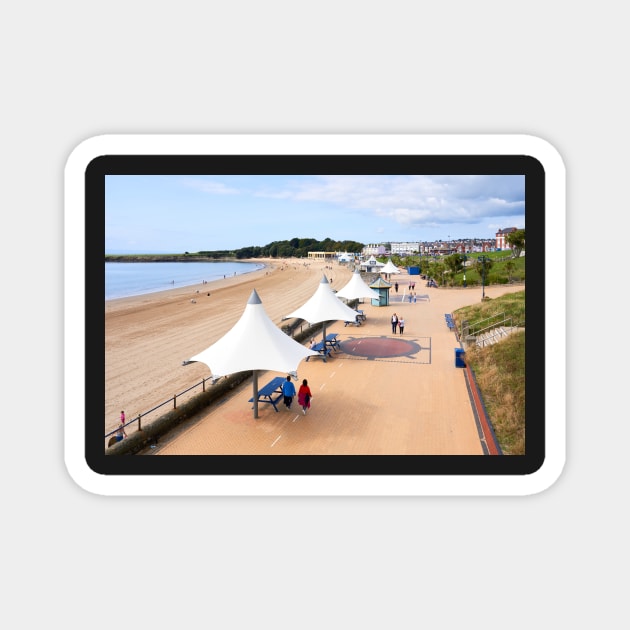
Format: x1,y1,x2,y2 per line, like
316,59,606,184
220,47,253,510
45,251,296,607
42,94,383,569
389,241,420,255
360,255,384,273
496,227,518,250
366,238,498,258
307,251,337,260
362,244,388,257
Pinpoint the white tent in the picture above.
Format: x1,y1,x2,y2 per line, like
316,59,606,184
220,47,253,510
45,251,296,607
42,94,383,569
380,259,402,275
284,274,361,340
336,270,380,301
185,289,318,418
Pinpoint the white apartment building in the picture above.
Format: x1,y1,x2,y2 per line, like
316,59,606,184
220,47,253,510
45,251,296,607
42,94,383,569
390,241,420,255
362,242,419,257
362,244,388,256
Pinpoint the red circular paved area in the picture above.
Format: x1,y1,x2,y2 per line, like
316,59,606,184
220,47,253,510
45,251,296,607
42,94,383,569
340,337,421,359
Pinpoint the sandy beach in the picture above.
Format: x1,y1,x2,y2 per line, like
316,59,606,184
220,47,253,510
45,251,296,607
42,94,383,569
106,257,525,454
105,258,354,437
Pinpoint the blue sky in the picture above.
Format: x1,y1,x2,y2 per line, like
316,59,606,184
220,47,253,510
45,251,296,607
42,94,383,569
105,174,525,253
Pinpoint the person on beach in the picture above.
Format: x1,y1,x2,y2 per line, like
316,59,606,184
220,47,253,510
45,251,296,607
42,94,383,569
282,375,296,409
398,316,405,334
116,423,127,441
298,379,313,415
116,417,127,442
391,312,398,334
395,282,398,293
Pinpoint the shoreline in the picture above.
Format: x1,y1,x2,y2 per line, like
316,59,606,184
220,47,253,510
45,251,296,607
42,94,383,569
105,259,269,304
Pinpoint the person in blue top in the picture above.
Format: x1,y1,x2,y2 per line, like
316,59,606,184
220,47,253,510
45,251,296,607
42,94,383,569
282,374,296,409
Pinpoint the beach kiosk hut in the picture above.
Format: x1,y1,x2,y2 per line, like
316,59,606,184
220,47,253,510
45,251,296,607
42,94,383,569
369,277,393,307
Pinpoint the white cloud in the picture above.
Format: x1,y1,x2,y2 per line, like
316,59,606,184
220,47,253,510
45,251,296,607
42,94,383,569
264,175,525,230
181,178,239,195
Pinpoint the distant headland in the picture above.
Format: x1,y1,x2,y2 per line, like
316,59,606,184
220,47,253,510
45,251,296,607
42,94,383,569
105,254,239,262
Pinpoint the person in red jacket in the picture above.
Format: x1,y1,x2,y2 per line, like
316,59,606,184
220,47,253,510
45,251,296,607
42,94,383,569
297,379,313,415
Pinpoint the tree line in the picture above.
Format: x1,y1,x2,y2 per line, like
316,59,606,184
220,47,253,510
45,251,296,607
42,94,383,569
198,237,365,260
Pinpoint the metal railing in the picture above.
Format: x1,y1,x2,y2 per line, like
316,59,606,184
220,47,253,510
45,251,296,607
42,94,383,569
475,320,513,347
460,313,525,348
104,377,214,441
465,312,508,336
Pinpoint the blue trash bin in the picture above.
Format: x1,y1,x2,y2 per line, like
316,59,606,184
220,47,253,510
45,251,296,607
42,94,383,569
455,347,465,368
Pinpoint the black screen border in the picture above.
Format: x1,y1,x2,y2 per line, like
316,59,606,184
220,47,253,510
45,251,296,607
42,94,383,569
88,154,544,478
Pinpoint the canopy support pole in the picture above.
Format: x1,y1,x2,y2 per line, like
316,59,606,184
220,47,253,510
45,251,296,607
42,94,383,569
253,370,259,419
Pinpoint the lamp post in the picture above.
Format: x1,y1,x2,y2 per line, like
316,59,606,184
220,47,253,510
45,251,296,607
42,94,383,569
481,256,488,299
462,252,467,287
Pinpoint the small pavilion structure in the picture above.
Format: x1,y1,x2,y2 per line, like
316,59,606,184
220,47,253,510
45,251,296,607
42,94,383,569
369,277,393,307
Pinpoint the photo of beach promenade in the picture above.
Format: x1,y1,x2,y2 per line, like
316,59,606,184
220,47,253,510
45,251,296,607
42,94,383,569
101,170,530,461
105,257,524,456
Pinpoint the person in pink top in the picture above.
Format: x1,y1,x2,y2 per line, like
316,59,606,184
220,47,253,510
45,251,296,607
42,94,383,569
116,411,127,442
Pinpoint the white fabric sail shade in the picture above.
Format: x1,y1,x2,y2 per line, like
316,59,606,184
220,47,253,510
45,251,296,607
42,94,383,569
379,259,402,274
284,274,360,325
336,270,380,300
187,289,318,379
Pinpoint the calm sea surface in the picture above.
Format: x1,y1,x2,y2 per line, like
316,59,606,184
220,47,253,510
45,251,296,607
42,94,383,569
105,261,264,301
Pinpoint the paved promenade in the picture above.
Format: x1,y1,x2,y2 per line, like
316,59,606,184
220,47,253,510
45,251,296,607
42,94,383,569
150,281,524,456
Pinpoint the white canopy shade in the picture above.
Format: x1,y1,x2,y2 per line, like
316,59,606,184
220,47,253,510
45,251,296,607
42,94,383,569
380,260,402,274
187,289,318,379
284,274,360,325
336,270,380,300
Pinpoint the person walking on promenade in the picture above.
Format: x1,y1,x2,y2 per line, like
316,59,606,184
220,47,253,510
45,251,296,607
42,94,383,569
298,379,313,415
282,374,296,409
391,312,398,334
398,316,405,334
394,282,399,293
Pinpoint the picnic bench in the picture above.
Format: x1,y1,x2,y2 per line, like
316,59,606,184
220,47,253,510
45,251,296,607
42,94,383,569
325,332,341,352
248,375,286,412
444,314,456,330
344,311,364,327
305,341,332,362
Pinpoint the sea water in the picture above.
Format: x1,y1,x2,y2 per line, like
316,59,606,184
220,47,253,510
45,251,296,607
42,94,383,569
105,261,264,301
